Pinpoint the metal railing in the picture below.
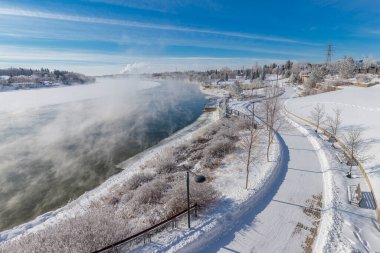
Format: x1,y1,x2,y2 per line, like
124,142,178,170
92,204,198,253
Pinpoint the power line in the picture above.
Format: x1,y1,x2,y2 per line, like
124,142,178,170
326,44,333,64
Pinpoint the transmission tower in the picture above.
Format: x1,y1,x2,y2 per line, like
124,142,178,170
326,44,333,64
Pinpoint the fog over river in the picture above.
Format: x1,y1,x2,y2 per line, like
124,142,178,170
0,77,206,231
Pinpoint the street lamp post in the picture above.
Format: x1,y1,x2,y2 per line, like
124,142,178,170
184,165,206,229
250,101,257,129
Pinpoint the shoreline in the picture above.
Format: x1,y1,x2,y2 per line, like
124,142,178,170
0,81,94,93
0,82,219,243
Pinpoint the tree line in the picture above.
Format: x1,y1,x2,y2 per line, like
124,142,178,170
0,67,95,85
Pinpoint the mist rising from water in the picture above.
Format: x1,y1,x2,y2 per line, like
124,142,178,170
0,77,206,231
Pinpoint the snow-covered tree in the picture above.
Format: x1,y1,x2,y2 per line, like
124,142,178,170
289,63,302,84
339,56,356,78
228,81,242,97
306,66,326,88
362,55,375,69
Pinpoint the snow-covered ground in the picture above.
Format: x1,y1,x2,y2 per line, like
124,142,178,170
161,84,380,252
285,85,380,215
285,109,380,252
137,86,326,252
285,86,380,252
3,79,379,252
192,93,327,253
126,107,282,253
200,86,229,98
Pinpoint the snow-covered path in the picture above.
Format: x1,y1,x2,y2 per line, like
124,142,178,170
198,91,325,252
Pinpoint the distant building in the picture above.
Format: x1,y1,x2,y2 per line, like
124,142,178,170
300,74,310,83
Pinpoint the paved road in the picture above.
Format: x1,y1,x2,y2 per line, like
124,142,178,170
202,90,325,253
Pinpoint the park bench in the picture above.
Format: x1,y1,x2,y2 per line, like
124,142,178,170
348,184,362,207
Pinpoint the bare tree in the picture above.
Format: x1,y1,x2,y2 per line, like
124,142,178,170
310,104,326,132
262,86,282,161
342,126,371,177
326,107,342,138
240,107,261,189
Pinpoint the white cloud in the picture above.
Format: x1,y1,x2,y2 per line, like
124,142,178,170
0,45,317,76
0,7,318,46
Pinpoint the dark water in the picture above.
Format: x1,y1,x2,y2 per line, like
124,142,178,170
0,80,206,231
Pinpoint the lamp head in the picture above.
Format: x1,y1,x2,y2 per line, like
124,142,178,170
194,175,206,183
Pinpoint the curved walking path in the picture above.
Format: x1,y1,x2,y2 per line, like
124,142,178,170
200,90,325,252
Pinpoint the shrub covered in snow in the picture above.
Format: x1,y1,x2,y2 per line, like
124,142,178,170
126,172,155,190
203,139,235,159
163,178,219,216
339,56,356,79
132,178,169,205
153,149,178,174
356,74,371,83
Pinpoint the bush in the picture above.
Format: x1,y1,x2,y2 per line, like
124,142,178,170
173,143,190,163
163,179,219,216
200,156,220,169
356,74,371,83
126,172,155,190
132,178,170,205
215,127,238,141
204,138,235,158
0,206,131,253
200,122,221,140
234,118,251,130
154,149,178,174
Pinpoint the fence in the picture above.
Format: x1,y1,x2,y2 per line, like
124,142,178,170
356,68,380,74
283,106,380,226
92,204,198,253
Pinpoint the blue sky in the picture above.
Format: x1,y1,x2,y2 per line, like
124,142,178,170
0,0,379,75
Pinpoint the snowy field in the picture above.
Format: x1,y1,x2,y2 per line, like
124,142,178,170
285,86,380,252
286,85,380,210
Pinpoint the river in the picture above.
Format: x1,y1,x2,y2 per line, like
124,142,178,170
0,77,206,231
